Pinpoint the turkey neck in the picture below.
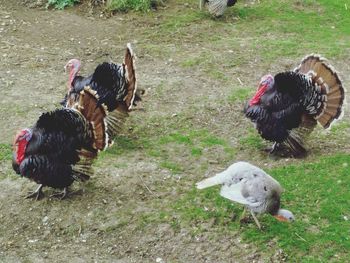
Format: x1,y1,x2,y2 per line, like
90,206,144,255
68,69,78,90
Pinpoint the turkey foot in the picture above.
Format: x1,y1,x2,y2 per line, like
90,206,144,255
267,143,292,158
25,185,44,200
239,208,253,224
50,188,82,200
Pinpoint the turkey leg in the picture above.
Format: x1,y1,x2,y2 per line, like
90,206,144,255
25,184,44,200
250,210,261,230
50,187,83,200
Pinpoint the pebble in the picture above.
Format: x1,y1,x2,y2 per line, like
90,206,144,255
42,216,49,224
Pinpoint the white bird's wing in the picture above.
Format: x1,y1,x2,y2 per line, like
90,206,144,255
196,169,230,189
220,183,261,207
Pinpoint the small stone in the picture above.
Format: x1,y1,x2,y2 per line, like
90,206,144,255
42,216,49,224
156,258,163,263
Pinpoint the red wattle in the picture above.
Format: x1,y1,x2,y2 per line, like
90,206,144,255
16,140,27,164
249,85,267,106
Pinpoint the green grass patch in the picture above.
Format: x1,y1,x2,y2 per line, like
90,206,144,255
172,154,350,260
228,87,254,103
239,128,265,150
46,0,79,9
0,143,12,161
230,0,350,59
106,0,163,12
160,160,183,173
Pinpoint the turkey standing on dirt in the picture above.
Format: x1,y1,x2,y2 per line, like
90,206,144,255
244,54,345,157
12,87,110,200
63,43,143,140
200,0,237,17
196,161,295,229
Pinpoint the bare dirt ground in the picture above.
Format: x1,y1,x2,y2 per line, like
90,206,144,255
0,0,349,262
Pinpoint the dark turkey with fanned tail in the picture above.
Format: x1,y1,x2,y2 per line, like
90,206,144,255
12,87,109,200
244,54,345,157
62,43,143,142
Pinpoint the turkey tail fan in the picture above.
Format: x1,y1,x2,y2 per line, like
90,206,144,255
105,102,129,140
123,43,137,110
206,0,228,17
76,86,109,151
71,150,94,182
294,54,345,129
285,132,307,158
284,114,316,157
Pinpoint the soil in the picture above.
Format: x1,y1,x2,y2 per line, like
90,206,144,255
0,0,349,262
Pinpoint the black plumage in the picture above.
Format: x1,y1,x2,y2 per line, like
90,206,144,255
63,62,127,112
62,44,142,144
13,88,108,199
244,55,345,157
245,72,308,143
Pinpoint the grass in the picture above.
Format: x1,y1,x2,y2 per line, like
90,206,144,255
170,154,350,260
106,0,164,12
46,0,79,9
97,125,236,174
228,87,254,103
0,144,12,161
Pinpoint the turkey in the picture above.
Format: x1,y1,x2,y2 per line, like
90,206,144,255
62,43,143,141
200,0,237,17
244,54,345,157
12,87,110,200
197,161,294,229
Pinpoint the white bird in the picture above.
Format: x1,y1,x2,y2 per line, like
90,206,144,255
196,161,294,229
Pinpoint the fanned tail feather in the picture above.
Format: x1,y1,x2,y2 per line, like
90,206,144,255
105,106,128,141
295,54,345,129
71,152,94,182
284,114,316,157
206,0,228,16
285,132,307,158
123,43,137,110
75,86,109,151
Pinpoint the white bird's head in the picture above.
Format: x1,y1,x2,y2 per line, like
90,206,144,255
274,209,295,222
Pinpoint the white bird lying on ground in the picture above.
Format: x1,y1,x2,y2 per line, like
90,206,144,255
196,161,295,229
